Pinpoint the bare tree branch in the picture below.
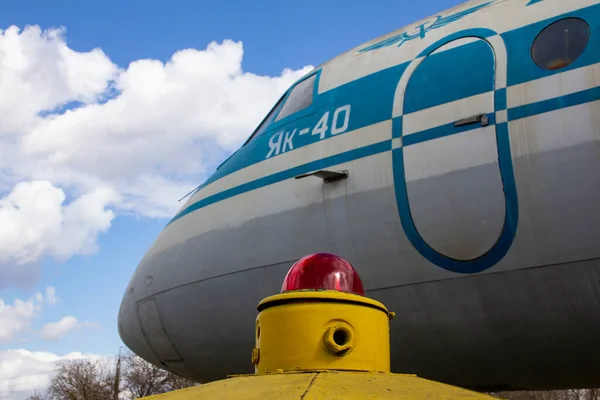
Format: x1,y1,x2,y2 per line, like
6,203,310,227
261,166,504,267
121,352,197,397
47,358,117,400
25,391,49,400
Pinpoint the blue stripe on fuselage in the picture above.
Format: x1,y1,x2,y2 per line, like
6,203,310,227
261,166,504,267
403,112,496,147
170,140,392,224
170,3,600,225
509,86,600,121
169,84,600,226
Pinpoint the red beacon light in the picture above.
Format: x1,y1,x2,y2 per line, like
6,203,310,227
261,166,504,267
280,253,365,296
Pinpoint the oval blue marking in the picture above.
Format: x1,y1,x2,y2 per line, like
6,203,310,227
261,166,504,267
417,28,498,58
407,39,496,114
392,30,519,274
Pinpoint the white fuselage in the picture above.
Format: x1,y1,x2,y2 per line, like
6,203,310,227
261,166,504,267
119,0,600,390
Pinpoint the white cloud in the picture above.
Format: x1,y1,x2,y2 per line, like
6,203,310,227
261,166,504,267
0,25,118,137
0,24,313,287
0,181,116,266
0,287,55,342
0,287,94,343
40,316,96,340
45,287,56,306
40,316,78,341
0,349,106,400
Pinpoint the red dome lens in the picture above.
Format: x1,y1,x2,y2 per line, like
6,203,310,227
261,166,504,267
280,253,365,296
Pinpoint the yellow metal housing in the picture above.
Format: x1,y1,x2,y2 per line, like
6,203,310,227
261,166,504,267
137,285,502,400
254,290,392,374
139,371,502,400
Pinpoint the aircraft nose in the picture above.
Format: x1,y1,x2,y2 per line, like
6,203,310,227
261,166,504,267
118,277,200,381
117,285,162,367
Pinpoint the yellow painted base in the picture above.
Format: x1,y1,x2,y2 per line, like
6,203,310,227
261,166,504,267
138,371,501,400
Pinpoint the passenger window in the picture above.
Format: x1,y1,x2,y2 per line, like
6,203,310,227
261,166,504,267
532,18,590,70
275,74,316,121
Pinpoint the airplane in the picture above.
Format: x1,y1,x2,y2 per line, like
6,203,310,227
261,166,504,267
118,0,600,391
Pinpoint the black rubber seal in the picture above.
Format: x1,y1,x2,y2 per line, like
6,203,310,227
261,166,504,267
257,296,388,313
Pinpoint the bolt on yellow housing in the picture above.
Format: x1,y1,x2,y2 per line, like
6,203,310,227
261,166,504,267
253,290,393,374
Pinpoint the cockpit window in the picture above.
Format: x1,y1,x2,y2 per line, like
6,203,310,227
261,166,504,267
244,73,317,146
275,74,316,121
245,94,286,144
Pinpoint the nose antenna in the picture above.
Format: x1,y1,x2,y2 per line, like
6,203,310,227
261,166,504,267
177,186,200,202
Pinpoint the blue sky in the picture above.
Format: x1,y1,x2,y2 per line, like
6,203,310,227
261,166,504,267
0,0,465,397
1,0,461,75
